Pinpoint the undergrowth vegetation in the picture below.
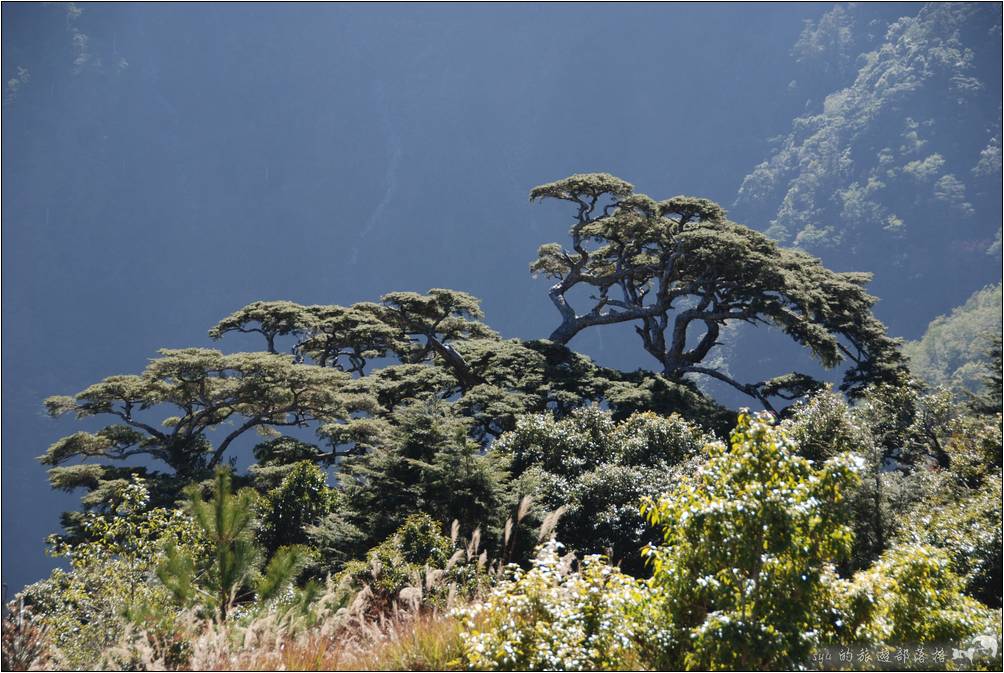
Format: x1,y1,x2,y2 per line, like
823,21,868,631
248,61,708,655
5,399,1001,671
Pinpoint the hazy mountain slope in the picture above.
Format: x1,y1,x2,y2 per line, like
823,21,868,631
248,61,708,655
734,2,1002,335
904,282,1002,394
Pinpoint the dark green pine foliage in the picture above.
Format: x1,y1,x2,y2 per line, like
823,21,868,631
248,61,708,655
157,468,306,621
247,437,329,490
255,461,333,558
329,399,509,557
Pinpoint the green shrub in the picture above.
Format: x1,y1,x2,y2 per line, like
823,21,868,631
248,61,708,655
18,478,201,669
459,540,645,671
336,513,487,613
157,468,308,621
944,412,1003,486
255,461,334,557
834,543,999,644
500,407,710,571
498,406,618,477
336,400,509,554
899,478,1003,607
611,410,710,467
641,410,862,670
783,388,873,463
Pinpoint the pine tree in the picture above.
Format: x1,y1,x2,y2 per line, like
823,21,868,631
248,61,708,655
157,468,305,620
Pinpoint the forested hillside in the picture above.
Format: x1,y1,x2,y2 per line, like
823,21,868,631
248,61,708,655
905,283,1002,395
735,2,1001,335
2,3,1001,671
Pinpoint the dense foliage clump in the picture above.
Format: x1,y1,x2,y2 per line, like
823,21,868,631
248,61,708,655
640,411,862,670
499,407,710,573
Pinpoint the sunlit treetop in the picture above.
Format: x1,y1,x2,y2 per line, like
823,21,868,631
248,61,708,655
529,172,634,204
210,289,498,386
41,348,380,517
209,301,315,354
298,302,405,374
530,172,908,412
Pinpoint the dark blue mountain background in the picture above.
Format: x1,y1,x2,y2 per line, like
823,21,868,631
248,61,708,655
2,3,999,593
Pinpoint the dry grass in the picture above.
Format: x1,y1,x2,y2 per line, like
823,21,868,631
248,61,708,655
349,612,467,671
2,599,51,671
161,553,481,672
191,608,467,671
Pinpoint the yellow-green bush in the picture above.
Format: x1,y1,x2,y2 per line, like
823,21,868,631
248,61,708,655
899,476,1002,607
834,543,1000,645
641,410,862,670
18,478,202,669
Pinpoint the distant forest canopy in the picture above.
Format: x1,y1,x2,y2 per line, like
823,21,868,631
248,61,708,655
734,2,1002,337
905,283,1002,395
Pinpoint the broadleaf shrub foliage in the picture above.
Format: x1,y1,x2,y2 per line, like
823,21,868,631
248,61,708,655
640,410,862,670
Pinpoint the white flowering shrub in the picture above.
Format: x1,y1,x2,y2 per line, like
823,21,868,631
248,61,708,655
458,540,646,671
